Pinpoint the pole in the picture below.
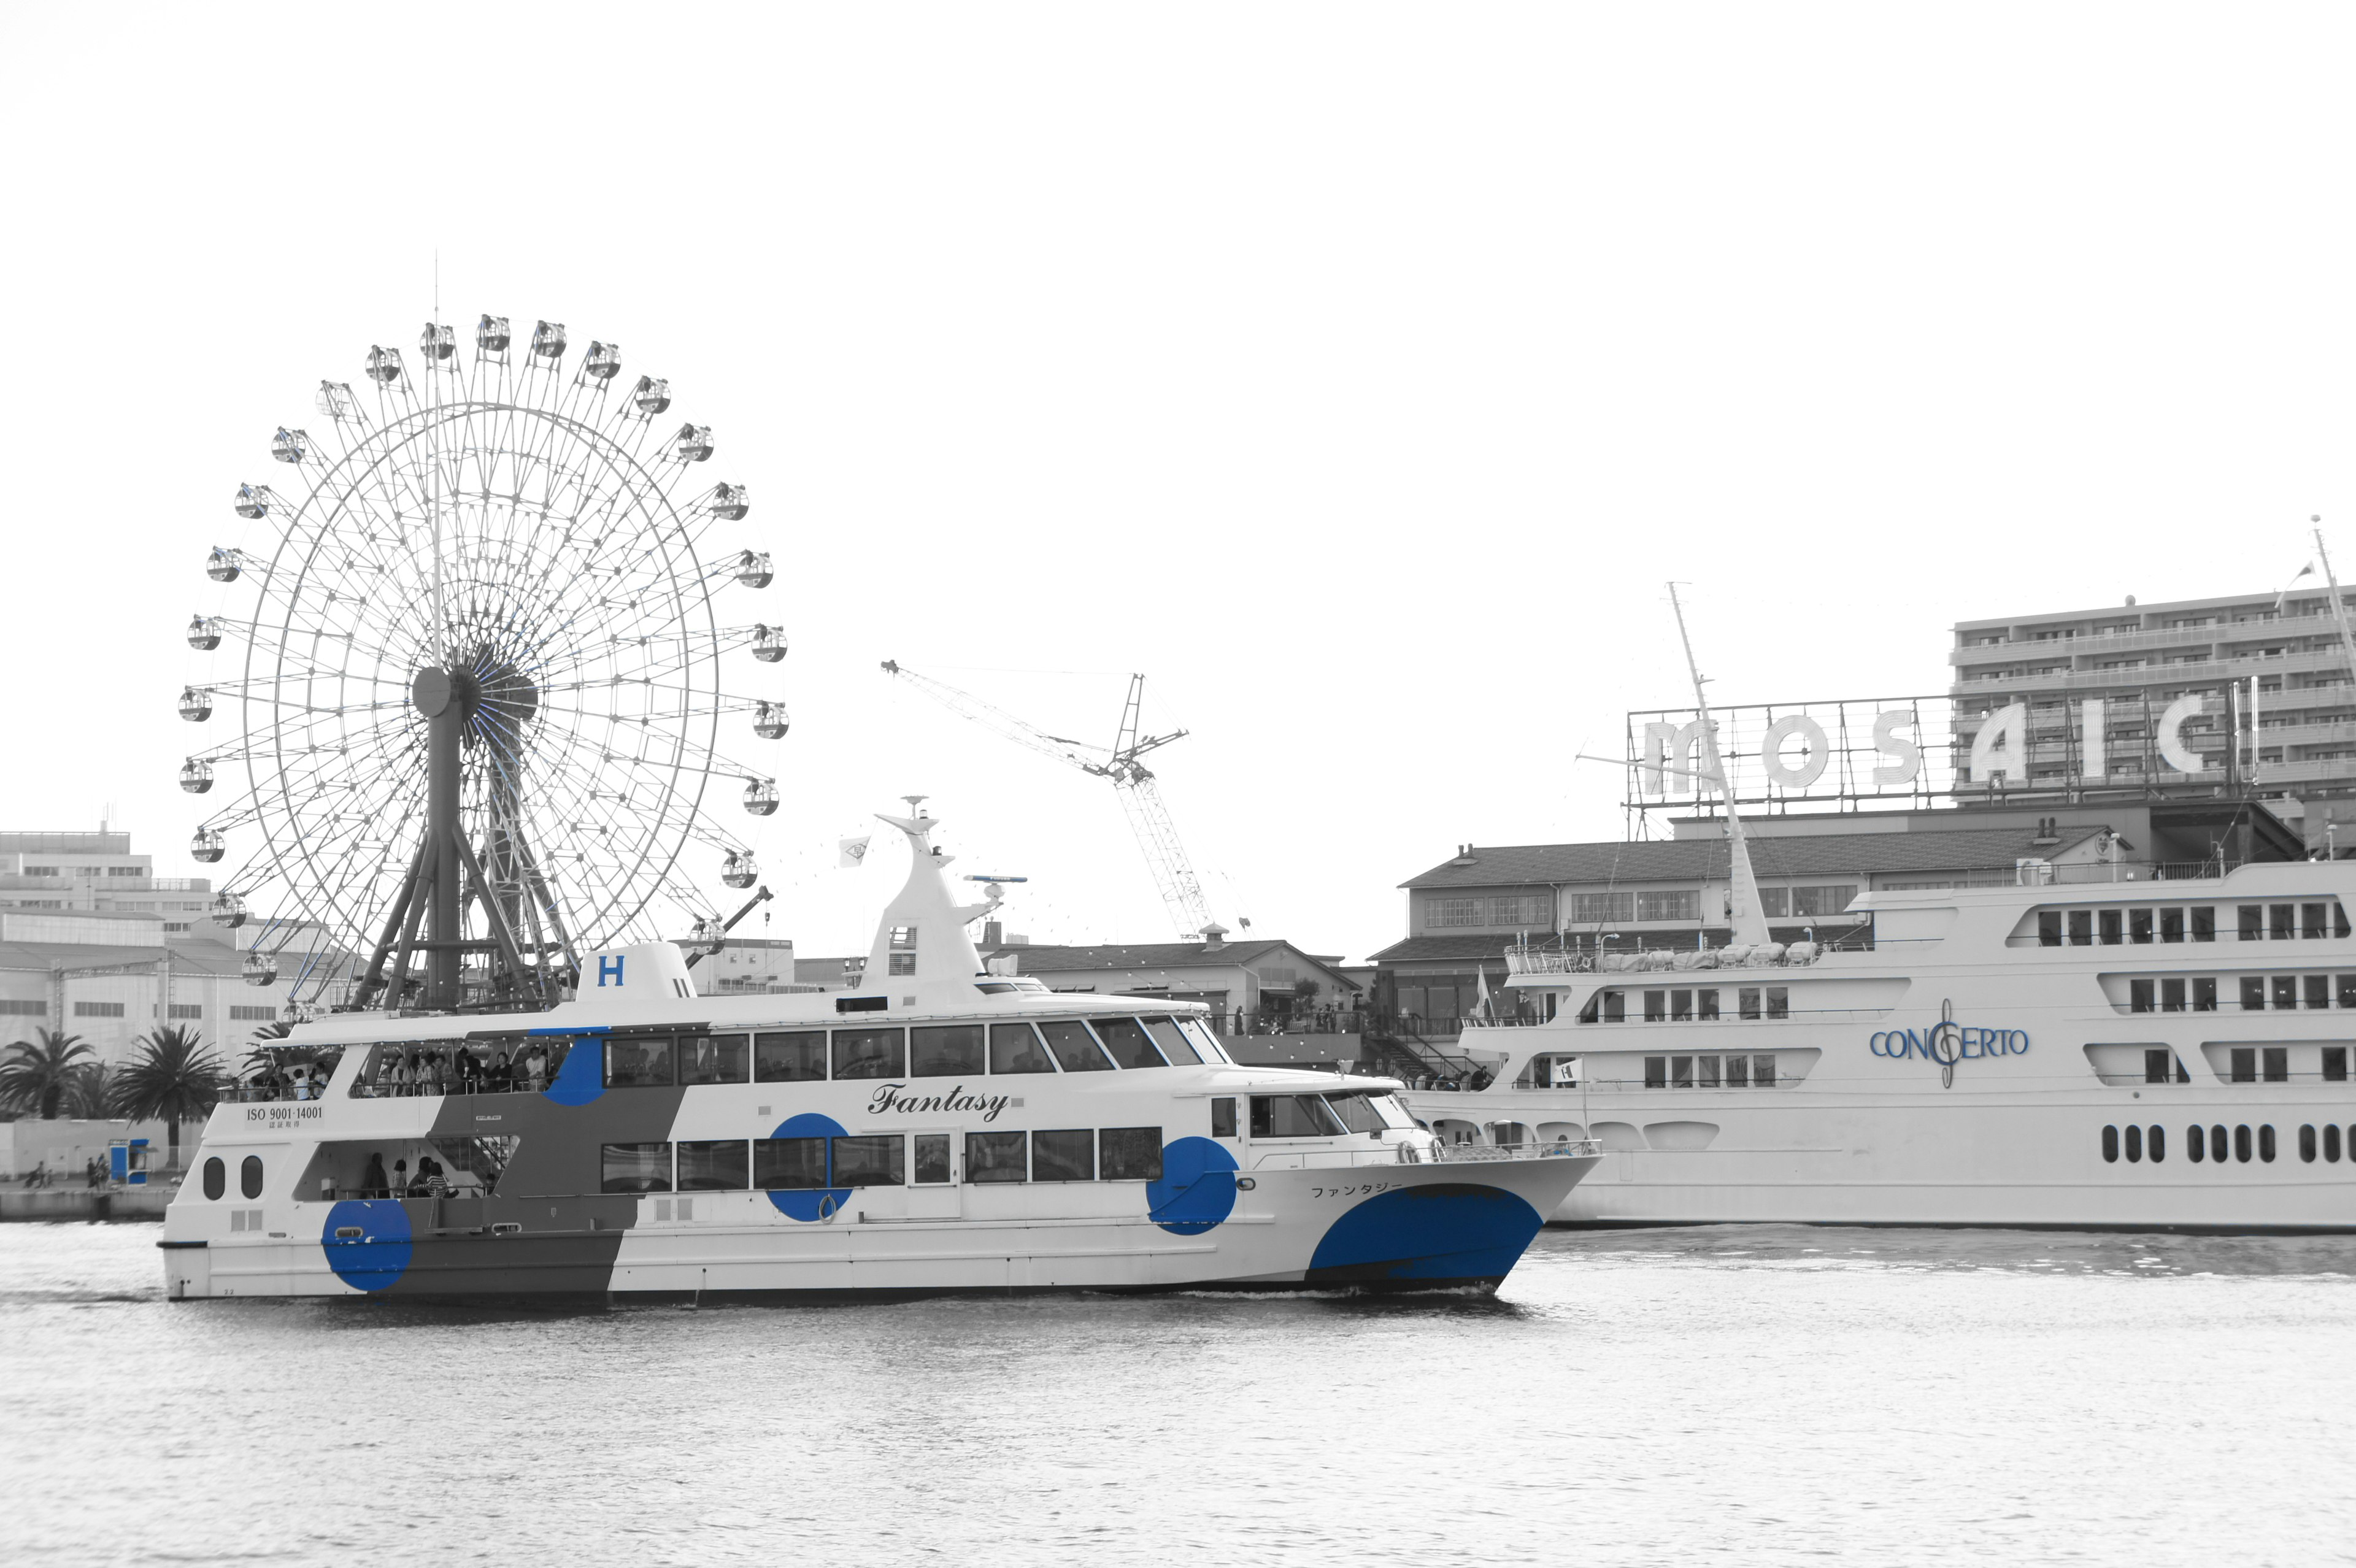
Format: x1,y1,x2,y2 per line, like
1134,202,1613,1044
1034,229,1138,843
1667,584,1771,947
415,669,464,1008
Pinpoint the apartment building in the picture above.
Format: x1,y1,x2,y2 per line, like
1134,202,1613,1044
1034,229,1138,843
0,828,214,932
1950,586,2356,847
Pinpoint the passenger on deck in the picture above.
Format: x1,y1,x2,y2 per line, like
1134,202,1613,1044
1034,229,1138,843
361,1152,390,1198
391,1158,409,1193
487,1048,512,1093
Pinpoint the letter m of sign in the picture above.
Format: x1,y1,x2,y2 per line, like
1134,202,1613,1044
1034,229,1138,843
1642,720,1708,797
598,955,625,988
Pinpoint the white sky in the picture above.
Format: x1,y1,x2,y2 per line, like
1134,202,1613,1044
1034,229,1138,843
4,4,2354,966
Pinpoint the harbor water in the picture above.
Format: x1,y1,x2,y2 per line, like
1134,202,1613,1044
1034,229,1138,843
3,1223,2351,1566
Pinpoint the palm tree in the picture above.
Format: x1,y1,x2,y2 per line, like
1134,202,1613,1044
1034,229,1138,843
107,1026,226,1170
0,1029,97,1120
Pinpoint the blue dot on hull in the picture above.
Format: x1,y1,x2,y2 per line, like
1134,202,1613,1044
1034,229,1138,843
321,1199,414,1293
1147,1137,1238,1234
766,1112,850,1220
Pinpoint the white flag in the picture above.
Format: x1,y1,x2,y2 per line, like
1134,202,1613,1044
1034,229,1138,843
838,835,871,869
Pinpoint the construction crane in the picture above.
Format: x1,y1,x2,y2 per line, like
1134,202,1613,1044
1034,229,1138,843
880,661,1220,939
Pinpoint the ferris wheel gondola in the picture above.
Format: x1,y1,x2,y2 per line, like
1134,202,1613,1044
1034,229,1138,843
182,315,790,1013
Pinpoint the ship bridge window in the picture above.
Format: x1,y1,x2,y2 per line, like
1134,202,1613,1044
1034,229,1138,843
1322,1092,1387,1134
756,1031,826,1082
1092,1018,1168,1070
1251,1094,1346,1138
601,1142,672,1194
1038,1020,1115,1072
1141,1017,1203,1064
910,1024,984,1078
833,1027,907,1080
680,1034,750,1085
988,1023,1057,1074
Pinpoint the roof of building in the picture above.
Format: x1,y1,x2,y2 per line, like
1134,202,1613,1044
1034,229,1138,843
1399,824,2108,890
0,939,266,976
984,938,1364,994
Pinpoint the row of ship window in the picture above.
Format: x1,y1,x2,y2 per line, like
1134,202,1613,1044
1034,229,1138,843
2127,976,2356,1014
354,1015,1228,1095
2038,902,2351,947
2101,1123,2356,1164
1582,988,1790,1024
600,1128,1167,1193
2127,1047,2352,1083
1642,1055,1780,1088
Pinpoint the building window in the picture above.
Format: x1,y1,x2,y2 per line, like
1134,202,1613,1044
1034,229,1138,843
1760,888,1791,919
1791,885,1857,919
1636,891,1698,922
1428,898,1484,928
1493,897,1524,925
73,1002,125,1018
167,1004,202,1020
229,1005,277,1021
1571,892,1633,924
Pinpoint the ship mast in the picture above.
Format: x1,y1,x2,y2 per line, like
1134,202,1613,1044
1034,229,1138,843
1668,584,1773,947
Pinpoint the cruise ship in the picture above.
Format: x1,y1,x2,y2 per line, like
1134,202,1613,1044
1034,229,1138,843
1397,588,2356,1232
160,809,1595,1300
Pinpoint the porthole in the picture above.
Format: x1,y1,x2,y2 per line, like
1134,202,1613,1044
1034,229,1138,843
2101,1125,2119,1163
2211,1124,2228,1163
2300,1124,2318,1163
2259,1124,2277,1163
239,1155,263,1199
2328,1124,2345,1163
2124,1124,2142,1163
2235,1124,2252,1164
2148,1124,2165,1164
201,1157,225,1201
2187,1125,2204,1164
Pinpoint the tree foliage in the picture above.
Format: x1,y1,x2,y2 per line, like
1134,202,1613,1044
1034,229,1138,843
0,1029,98,1120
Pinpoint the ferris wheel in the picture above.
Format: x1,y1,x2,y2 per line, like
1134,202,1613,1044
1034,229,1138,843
179,315,788,1012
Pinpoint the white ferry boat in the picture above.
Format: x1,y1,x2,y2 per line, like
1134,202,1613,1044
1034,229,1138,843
1399,593,2356,1232
160,809,1595,1301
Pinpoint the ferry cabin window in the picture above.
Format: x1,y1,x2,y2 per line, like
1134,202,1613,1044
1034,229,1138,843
1739,988,1761,1021
1697,1055,1722,1088
2239,905,2263,941
2161,978,2185,1013
1211,1096,1238,1139
1603,991,1626,1023
1698,989,1722,1021
2212,1124,2229,1163
2124,1124,2142,1161
833,1027,907,1080
2194,978,2217,1012
913,1134,952,1184
1092,1018,1167,1070
677,1139,749,1190
2144,1048,2172,1084
1037,1020,1114,1072
1644,990,1667,1023
2342,978,2356,1011
1645,1056,1668,1088
1099,1127,1164,1181
2271,904,2295,940
1141,1017,1202,1064
2161,907,2185,943
2272,977,2297,1012
2262,1047,2287,1082
1669,990,1694,1023
833,1136,904,1186
1032,1129,1095,1182
1252,1094,1347,1138
2240,979,2265,1013
2068,910,2093,947
2301,1124,2319,1163
989,1023,1057,1075
2187,1126,2204,1163
2099,910,2123,946
755,1031,826,1082
1671,1055,1695,1088
1325,1093,1387,1134
2149,1124,2166,1162
239,1155,263,1199
601,1142,672,1194
2326,1046,2350,1083
2103,1125,2119,1163
755,1137,827,1189
2130,979,2154,1014
966,1131,1028,1183
2130,909,2153,945
1754,1055,1777,1086
910,1024,984,1078
2236,1124,2253,1163
201,1157,225,1201
2039,912,2062,947
2260,1124,2277,1162
680,1034,750,1085
2231,1047,2256,1083
2304,902,2330,939
1179,1019,1230,1063
606,1037,674,1088
2328,1124,2346,1163
2306,975,2330,1010
1725,1054,1750,1087
1766,988,1789,1020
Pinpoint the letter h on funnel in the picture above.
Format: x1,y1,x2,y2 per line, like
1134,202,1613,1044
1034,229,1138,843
599,955,625,988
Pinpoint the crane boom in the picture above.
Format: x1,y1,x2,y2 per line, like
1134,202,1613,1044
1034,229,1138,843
882,661,1219,938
